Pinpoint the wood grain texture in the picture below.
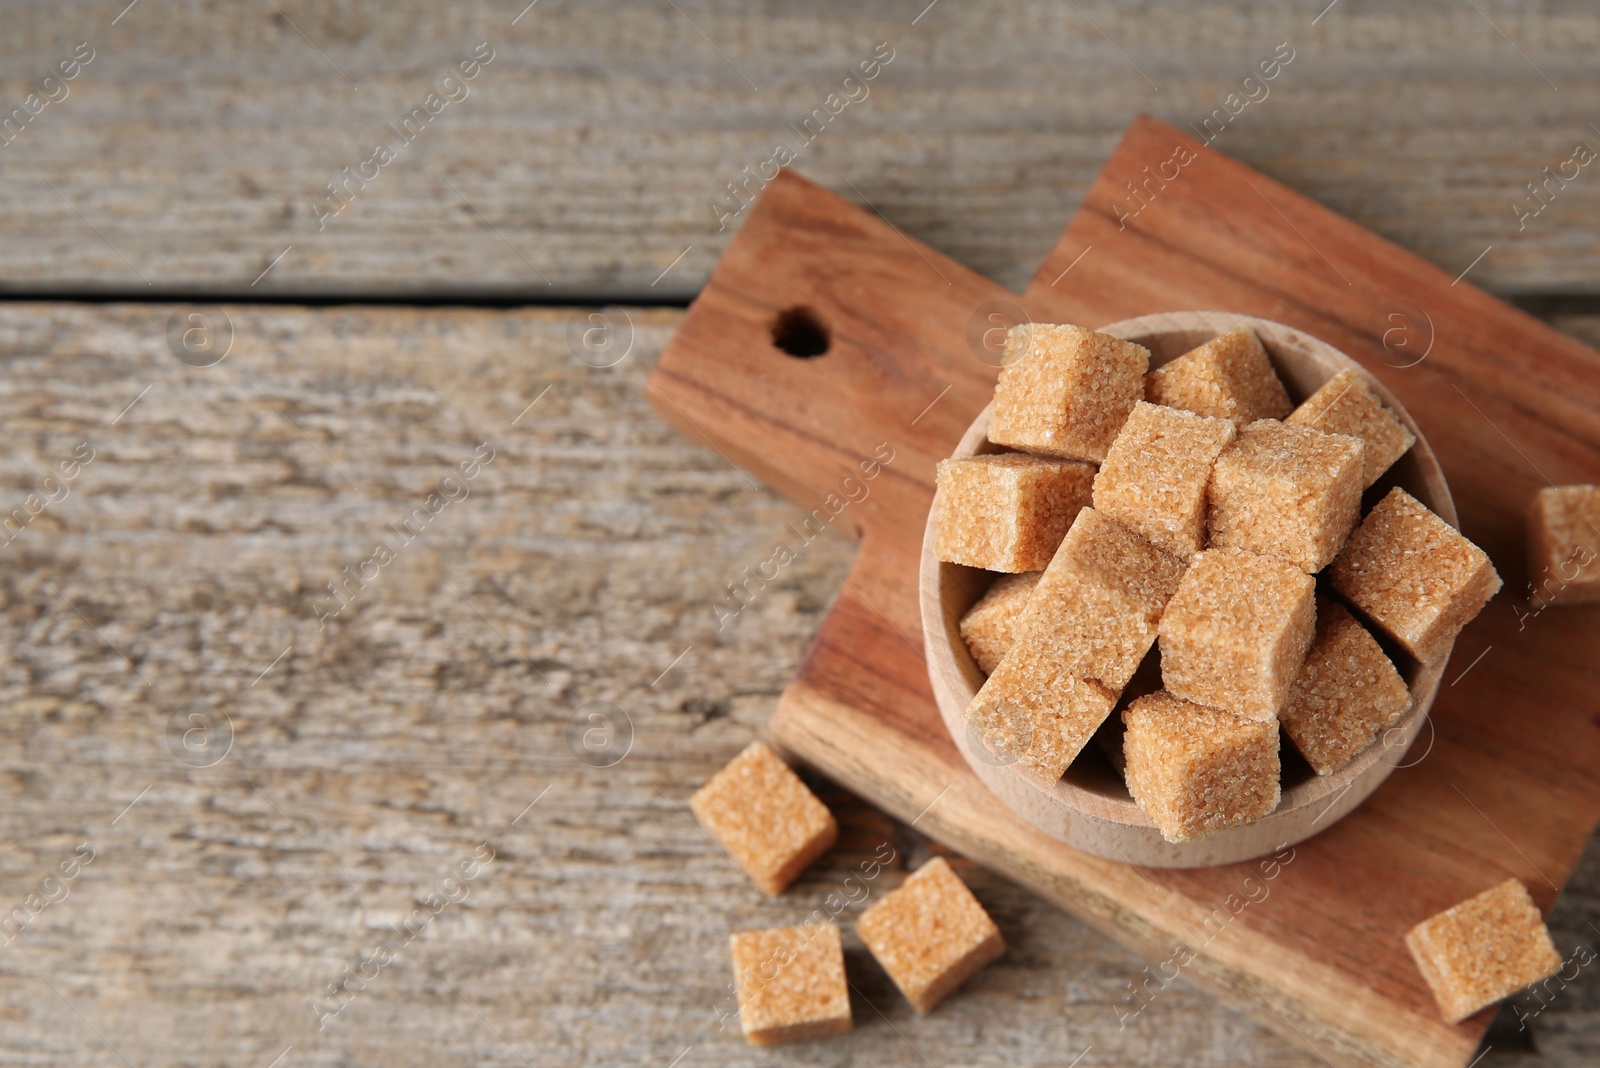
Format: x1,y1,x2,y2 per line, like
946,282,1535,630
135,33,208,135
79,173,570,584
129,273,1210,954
0,301,1592,1067
647,117,1600,1067
0,300,1347,1068
1,1,1599,296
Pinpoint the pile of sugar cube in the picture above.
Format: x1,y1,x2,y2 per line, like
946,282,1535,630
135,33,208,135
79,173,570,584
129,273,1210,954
691,741,1005,1045
680,321,1599,1039
941,322,1504,841
938,320,1595,1023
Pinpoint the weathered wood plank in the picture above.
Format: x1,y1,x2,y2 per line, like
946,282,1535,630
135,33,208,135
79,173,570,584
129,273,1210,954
0,2,1597,297
0,302,1593,1065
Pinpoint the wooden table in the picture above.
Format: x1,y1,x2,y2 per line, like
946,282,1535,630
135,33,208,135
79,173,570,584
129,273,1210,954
0,3,1596,1065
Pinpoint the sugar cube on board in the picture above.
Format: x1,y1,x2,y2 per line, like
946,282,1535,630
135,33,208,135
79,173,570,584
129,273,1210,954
857,857,1005,1013
1526,484,1600,606
690,741,837,896
1405,879,1561,1024
1158,548,1317,720
1092,400,1237,557
1122,690,1281,843
1208,419,1366,573
730,923,853,1045
1280,601,1412,774
1330,488,1502,665
988,324,1150,463
935,454,1095,572
1286,369,1415,487
959,571,1042,675
1144,325,1292,425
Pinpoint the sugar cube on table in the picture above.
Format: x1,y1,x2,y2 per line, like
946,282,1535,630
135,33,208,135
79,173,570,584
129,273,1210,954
690,741,837,896
1092,400,1237,557
1144,325,1292,426
1526,484,1600,606
1208,419,1366,573
1330,488,1502,665
935,453,1095,572
1405,878,1561,1024
1280,601,1412,775
1158,548,1316,720
730,922,853,1045
1286,369,1415,488
959,571,1041,675
1122,690,1281,843
988,323,1150,463
856,857,1005,1014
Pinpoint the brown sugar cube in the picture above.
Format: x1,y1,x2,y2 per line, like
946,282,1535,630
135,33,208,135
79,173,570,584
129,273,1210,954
1208,420,1366,573
857,857,1005,1013
1280,601,1412,774
1404,878,1561,1024
1158,548,1316,720
966,665,1116,780
1286,369,1415,488
1122,691,1281,843
1331,488,1503,665
690,742,837,896
1526,485,1600,606
1093,400,1237,557
1144,325,1292,425
1012,507,1188,691
988,323,1150,463
964,509,1184,777
730,922,853,1045
959,571,1042,675
935,454,1095,572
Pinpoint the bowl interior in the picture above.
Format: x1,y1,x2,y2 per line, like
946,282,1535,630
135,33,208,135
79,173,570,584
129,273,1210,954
928,312,1453,830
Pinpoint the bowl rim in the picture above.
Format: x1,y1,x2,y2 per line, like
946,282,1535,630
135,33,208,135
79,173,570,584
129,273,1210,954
920,311,1455,865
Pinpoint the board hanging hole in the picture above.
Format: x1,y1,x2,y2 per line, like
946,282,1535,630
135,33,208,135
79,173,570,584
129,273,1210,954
771,306,830,358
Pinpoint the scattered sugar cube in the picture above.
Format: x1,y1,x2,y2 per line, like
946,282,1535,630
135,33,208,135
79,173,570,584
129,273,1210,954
1093,400,1237,557
988,323,1150,463
730,922,853,1045
1122,690,1281,843
691,741,837,896
1331,488,1502,665
1208,420,1366,573
935,454,1095,572
1286,369,1415,488
1010,507,1188,691
1158,548,1316,720
1280,601,1412,775
959,571,1042,675
1526,484,1600,606
1405,878,1561,1024
1144,325,1292,426
857,857,1005,1013
966,665,1116,781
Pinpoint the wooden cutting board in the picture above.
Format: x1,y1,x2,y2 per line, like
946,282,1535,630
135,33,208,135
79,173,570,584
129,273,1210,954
646,115,1600,1068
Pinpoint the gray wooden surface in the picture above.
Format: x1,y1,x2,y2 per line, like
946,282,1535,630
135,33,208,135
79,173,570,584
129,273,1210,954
0,1,1598,298
2,0,1600,1064
0,303,1593,1067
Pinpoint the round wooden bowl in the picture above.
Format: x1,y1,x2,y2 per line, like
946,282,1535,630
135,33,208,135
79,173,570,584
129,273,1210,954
920,312,1455,868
